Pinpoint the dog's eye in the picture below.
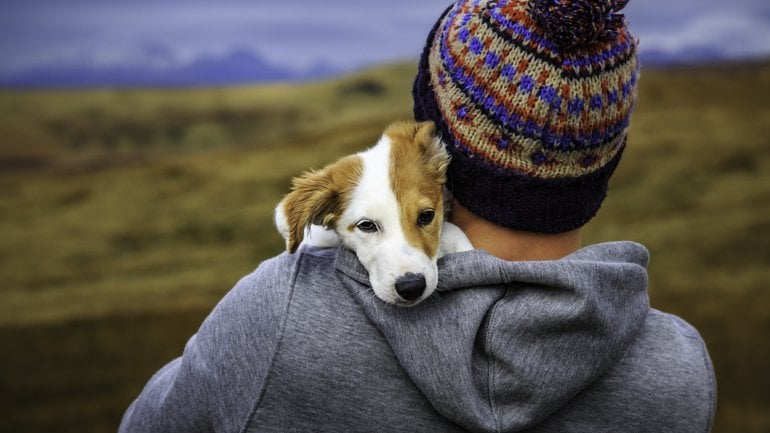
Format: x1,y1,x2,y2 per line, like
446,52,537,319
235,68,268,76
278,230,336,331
417,209,435,227
356,219,379,233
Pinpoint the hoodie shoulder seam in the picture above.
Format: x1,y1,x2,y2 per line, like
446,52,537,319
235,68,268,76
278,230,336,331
239,251,305,433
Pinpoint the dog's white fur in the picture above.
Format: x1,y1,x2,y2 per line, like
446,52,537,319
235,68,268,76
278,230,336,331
275,121,472,306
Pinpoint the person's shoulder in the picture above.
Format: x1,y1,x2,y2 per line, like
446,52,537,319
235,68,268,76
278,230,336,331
536,309,716,433
192,246,343,373
221,246,339,314
119,248,343,433
248,246,339,286
613,309,717,431
639,310,715,380
636,309,713,369
253,245,338,278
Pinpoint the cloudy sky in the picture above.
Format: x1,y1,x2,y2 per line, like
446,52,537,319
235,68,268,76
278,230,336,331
1,0,769,85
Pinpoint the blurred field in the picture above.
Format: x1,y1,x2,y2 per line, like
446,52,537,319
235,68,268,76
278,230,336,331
0,61,768,432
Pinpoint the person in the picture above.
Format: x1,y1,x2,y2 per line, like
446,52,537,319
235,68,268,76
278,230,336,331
119,0,716,432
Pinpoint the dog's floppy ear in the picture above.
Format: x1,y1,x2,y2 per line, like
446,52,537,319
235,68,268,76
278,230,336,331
414,121,450,183
281,155,362,253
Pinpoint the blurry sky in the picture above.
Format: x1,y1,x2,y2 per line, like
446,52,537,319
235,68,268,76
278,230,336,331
1,0,769,84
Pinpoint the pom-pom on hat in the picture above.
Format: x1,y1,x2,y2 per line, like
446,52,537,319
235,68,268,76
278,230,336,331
413,0,640,233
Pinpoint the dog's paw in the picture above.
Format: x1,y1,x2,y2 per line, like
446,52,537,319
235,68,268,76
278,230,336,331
438,222,473,258
302,225,342,249
274,201,291,246
275,201,341,251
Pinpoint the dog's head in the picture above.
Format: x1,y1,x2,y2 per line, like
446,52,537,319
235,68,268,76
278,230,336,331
279,120,450,306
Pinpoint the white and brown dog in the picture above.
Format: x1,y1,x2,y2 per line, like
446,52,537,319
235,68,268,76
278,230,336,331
274,120,472,306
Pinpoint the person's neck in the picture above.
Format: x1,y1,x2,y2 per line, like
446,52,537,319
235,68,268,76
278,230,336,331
449,201,582,261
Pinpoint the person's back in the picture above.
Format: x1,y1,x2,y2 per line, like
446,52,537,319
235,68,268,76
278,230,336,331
120,0,716,431
120,243,714,432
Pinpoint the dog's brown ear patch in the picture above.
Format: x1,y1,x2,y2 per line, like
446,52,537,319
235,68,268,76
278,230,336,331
385,120,449,183
282,155,362,253
416,121,450,184
386,120,448,258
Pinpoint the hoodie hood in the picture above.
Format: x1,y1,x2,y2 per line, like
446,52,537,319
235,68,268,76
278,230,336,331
335,241,650,432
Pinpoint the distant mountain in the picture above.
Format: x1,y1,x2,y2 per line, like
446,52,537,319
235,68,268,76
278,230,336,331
638,46,729,67
0,48,339,88
0,43,759,88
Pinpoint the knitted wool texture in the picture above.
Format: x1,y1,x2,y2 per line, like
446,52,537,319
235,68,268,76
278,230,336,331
413,0,640,233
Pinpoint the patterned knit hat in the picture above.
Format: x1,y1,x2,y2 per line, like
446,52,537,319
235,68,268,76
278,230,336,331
413,0,639,233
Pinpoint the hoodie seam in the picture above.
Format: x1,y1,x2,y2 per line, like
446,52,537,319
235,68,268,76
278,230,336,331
486,287,511,433
239,251,304,433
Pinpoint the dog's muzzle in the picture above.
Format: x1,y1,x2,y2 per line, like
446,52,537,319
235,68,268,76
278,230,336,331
394,273,427,302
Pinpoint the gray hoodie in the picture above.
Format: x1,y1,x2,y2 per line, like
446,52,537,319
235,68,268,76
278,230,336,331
120,242,716,433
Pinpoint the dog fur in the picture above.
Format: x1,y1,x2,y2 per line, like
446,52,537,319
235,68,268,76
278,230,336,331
274,120,471,306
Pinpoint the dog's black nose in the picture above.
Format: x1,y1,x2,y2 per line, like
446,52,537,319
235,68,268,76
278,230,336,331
395,273,426,301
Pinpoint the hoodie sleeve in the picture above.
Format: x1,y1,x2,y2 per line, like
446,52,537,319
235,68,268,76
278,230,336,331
118,252,298,433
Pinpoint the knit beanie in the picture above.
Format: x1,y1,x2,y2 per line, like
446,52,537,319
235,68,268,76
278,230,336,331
413,0,639,233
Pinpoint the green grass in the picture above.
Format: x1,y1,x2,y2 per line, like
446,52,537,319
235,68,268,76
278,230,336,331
588,63,770,431
0,61,768,432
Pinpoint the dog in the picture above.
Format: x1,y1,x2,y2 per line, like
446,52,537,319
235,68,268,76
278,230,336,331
274,120,472,306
